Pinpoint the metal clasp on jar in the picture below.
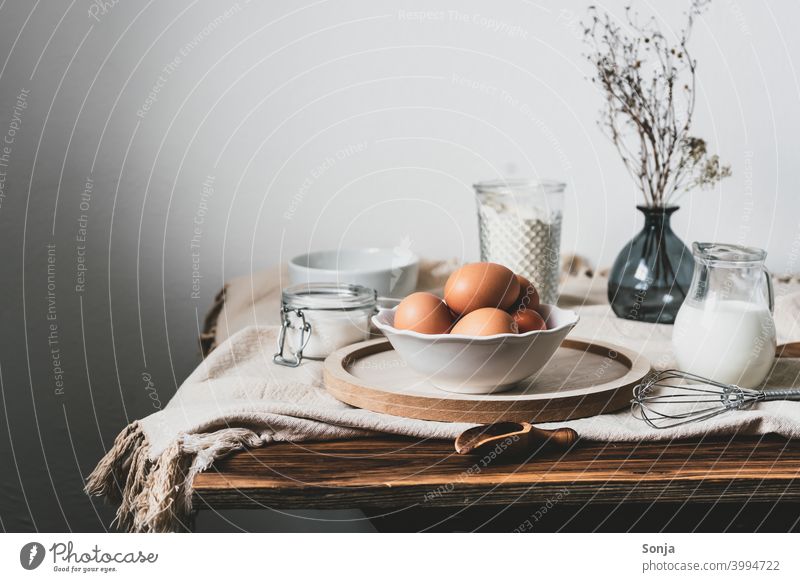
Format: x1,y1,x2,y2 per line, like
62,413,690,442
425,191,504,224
273,307,312,367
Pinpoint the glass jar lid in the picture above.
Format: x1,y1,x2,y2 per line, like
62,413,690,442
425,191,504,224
281,282,376,311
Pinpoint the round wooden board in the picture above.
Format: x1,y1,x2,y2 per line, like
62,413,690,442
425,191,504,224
323,337,651,424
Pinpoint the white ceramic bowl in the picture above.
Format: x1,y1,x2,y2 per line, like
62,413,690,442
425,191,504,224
289,248,419,299
372,304,579,394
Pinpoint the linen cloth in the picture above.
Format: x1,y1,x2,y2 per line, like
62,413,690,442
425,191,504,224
88,261,800,532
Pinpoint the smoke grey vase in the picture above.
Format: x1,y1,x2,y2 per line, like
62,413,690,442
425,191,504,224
607,205,694,324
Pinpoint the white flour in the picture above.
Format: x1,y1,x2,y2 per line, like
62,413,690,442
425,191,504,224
478,202,562,305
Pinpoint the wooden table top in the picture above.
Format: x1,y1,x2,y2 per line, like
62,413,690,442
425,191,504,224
192,435,800,510
197,281,800,519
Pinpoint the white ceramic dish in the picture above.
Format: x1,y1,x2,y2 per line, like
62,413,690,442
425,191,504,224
289,248,419,299
372,304,579,394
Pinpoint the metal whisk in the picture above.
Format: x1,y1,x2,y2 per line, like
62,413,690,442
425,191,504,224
631,369,800,429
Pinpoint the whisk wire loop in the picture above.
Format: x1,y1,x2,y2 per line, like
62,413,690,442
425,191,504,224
629,369,787,429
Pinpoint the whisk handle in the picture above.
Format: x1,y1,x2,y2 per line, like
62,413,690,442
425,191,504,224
761,388,800,401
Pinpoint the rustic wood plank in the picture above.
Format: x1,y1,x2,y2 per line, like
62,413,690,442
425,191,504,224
192,436,800,510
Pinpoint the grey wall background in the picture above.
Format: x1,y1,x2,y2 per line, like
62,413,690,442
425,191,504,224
0,0,797,531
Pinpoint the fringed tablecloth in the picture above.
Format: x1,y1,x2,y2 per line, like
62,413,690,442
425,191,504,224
87,261,800,531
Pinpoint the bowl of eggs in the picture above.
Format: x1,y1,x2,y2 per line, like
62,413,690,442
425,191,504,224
371,262,579,394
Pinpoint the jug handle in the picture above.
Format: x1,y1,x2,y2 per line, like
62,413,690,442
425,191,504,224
764,267,774,313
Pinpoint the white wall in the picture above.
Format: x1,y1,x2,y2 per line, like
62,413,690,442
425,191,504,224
122,0,797,276
6,0,797,283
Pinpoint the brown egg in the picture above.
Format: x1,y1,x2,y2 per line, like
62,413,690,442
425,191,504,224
513,274,540,311
451,308,518,336
513,308,547,333
444,262,520,315
394,292,453,334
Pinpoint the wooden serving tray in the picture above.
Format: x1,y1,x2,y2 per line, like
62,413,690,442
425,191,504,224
323,337,651,424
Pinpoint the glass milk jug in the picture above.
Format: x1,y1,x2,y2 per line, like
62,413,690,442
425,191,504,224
672,243,776,388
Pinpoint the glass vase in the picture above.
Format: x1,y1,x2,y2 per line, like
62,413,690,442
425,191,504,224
607,205,693,324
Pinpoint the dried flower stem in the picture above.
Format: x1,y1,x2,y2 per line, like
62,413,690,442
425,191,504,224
584,1,731,207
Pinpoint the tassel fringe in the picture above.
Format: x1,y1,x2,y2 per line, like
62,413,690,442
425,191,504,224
85,421,267,532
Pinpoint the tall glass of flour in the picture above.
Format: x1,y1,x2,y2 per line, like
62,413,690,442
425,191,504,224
474,180,565,305
673,243,775,388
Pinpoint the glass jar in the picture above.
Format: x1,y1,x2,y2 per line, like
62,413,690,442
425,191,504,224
672,243,776,388
474,179,565,305
273,283,377,367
